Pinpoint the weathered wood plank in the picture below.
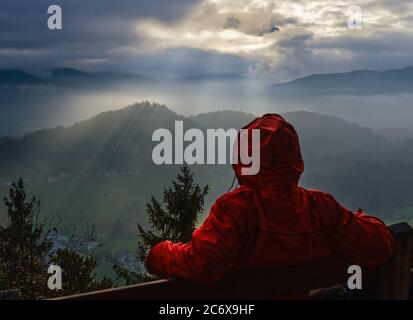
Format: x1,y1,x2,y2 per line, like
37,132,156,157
377,222,413,300
54,255,351,300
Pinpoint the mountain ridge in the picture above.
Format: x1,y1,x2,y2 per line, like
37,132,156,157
0,102,389,178
0,67,145,87
262,66,413,96
1,102,413,228
2,65,413,90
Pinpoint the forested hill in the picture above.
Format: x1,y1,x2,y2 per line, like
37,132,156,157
0,102,199,178
0,102,413,220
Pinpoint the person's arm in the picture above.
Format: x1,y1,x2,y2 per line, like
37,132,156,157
319,192,394,269
145,194,246,284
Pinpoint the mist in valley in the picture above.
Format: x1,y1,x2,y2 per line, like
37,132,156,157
2,73,413,139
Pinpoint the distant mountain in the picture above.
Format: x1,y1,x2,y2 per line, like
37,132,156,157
0,102,200,178
51,67,90,79
0,68,145,88
2,66,413,137
51,67,145,84
281,111,385,156
262,66,413,97
0,68,151,137
0,70,45,85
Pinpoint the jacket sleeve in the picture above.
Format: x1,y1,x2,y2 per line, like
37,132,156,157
144,194,247,283
319,192,395,269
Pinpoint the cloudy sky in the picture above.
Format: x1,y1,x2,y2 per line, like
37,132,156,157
2,0,413,82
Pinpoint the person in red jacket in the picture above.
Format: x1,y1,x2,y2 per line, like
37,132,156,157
145,114,394,286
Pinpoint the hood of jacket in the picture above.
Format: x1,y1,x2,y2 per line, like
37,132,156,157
232,114,304,190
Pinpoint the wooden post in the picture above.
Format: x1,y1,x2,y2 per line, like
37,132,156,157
377,222,413,300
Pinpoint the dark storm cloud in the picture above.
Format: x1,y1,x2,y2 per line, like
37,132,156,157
0,0,200,47
0,0,203,72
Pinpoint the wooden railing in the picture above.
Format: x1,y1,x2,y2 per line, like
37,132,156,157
54,223,413,300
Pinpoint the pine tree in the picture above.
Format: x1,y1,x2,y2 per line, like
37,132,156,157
114,165,209,284
49,248,113,297
0,179,113,298
48,224,113,297
0,178,55,299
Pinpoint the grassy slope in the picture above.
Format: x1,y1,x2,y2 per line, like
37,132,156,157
0,166,230,247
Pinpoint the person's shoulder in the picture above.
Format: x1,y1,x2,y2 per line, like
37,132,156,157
213,186,251,212
300,187,340,208
210,187,251,230
299,187,344,226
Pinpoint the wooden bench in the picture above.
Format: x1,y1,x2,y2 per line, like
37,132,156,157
54,222,413,300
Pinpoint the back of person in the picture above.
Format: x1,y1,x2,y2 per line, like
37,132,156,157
230,185,392,272
145,114,394,286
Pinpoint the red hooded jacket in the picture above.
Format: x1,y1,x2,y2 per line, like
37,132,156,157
145,114,394,284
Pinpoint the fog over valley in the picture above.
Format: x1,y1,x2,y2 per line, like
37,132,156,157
1,66,413,138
